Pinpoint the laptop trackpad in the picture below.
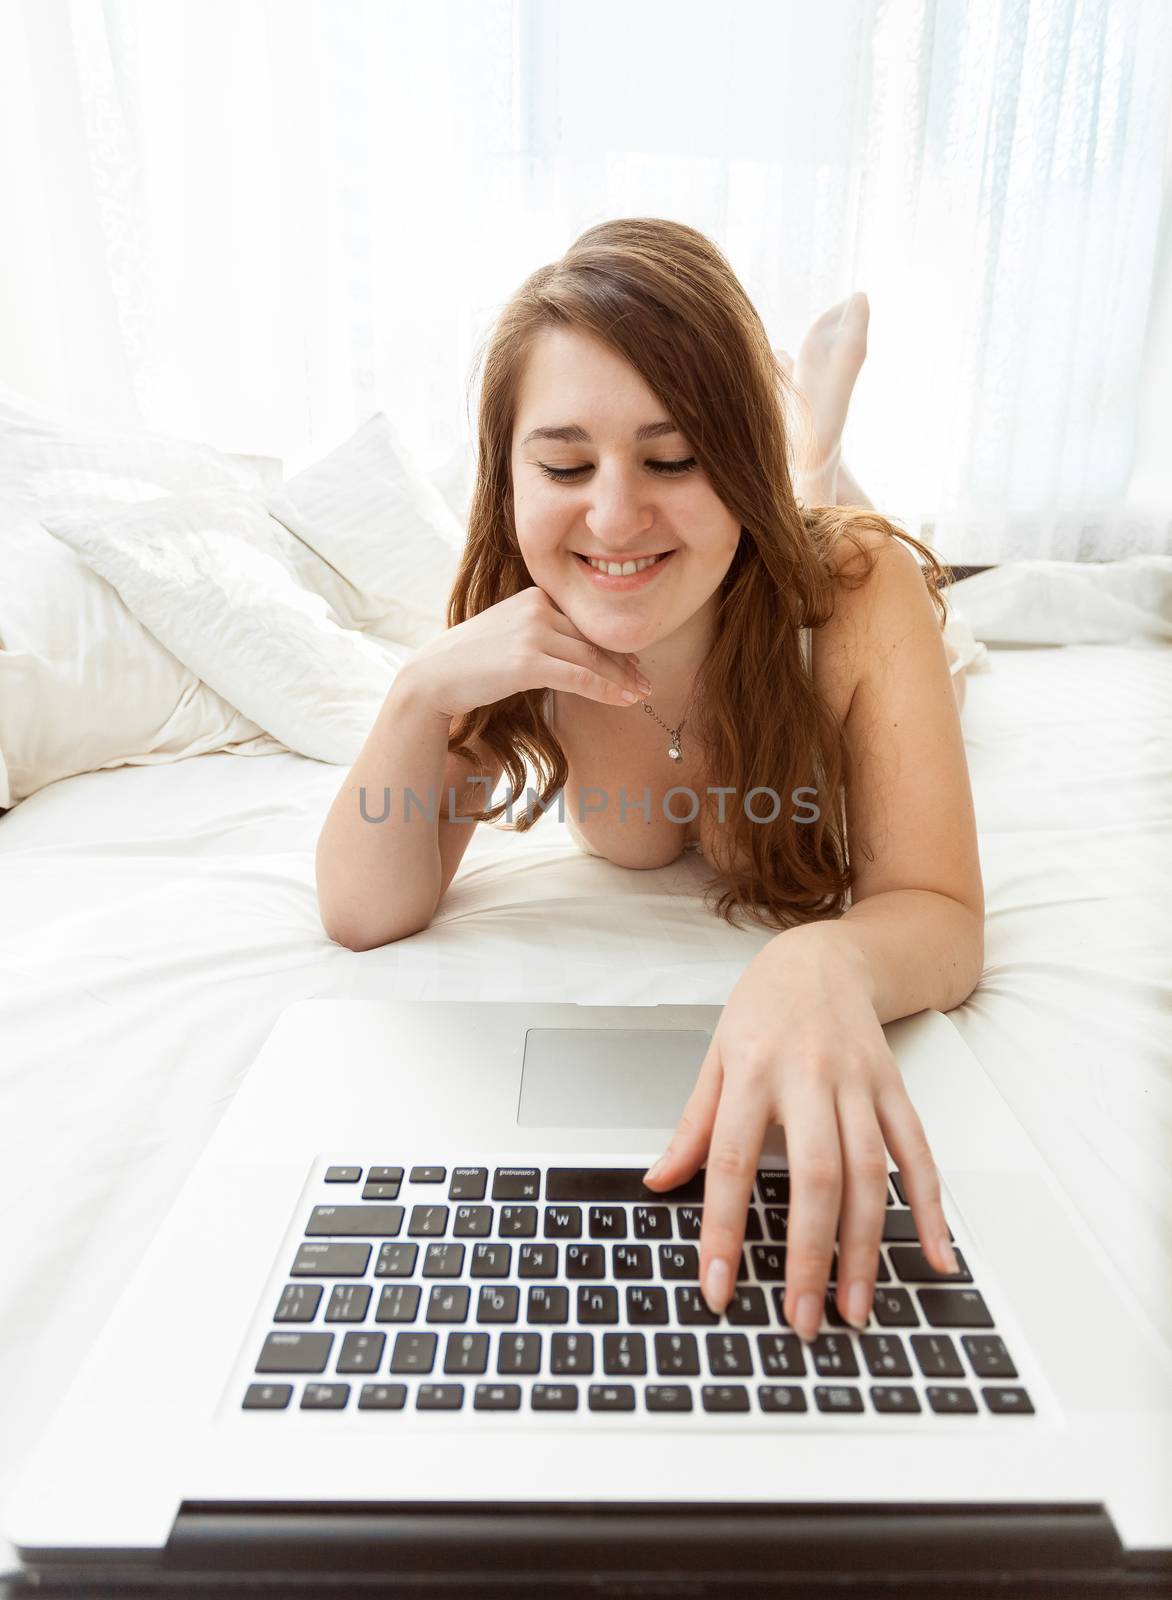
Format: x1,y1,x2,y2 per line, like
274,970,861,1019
517,1027,713,1128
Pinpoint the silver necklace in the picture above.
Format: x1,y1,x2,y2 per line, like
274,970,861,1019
641,682,698,763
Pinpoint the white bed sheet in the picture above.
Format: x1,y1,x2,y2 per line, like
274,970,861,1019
1,640,1170,1574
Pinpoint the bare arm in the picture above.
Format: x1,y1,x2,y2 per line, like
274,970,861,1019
314,663,500,950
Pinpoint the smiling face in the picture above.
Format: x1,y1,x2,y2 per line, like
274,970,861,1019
509,325,743,677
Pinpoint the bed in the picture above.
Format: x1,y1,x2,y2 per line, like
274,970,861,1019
1,397,1169,1576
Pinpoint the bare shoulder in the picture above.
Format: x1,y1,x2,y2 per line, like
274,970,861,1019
810,525,927,724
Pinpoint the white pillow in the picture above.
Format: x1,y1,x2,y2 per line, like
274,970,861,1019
0,379,283,509
40,489,411,767
948,557,1172,644
265,412,463,648
0,492,281,811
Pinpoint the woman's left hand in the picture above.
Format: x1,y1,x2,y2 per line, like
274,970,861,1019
641,927,960,1343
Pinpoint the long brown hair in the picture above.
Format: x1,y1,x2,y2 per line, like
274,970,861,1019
444,217,951,932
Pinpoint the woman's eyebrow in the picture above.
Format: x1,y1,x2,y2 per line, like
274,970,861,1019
520,420,680,446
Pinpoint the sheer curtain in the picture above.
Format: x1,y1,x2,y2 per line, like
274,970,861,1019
0,0,1169,561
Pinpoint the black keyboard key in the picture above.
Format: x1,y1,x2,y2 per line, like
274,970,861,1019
369,1166,404,1185
603,1331,647,1376
471,1242,512,1277
544,1206,583,1239
764,1208,789,1242
589,1384,635,1411
375,1243,418,1277
963,1335,1018,1379
410,1166,445,1183
452,1205,493,1237
390,1331,437,1373
408,1204,449,1237
654,1331,700,1376
757,1170,790,1205
448,1168,487,1200
659,1244,699,1280
358,1383,407,1410
324,1166,361,1183
338,1332,385,1373
859,1334,913,1378
815,1386,864,1413
750,1246,786,1281
871,1286,918,1326
758,1385,807,1413
492,1167,540,1200
423,1242,464,1277
325,1284,371,1322
871,1385,921,1413
589,1206,627,1239
376,1284,421,1323
498,1333,541,1374
927,1386,979,1414
475,1382,522,1409
566,1244,606,1278
477,1284,520,1323
982,1386,1034,1414
578,1285,619,1324
645,1384,693,1412
362,1182,401,1201
499,1206,538,1238
809,1335,860,1378
302,1383,349,1409
528,1285,569,1323
444,1331,489,1373
706,1332,753,1376
243,1383,292,1409
702,1385,749,1412
519,1244,558,1277
633,1206,672,1240
675,1206,702,1240
918,1288,994,1328
545,1168,706,1203
890,1245,970,1283
744,1209,764,1241
626,1285,669,1325
257,1332,333,1374
551,1332,593,1374
532,1383,578,1410
675,1286,719,1325
881,1208,922,1242
756,1333,806,1378
726,1288,768,1325
426,1284,470,1323
292,1242,369,1277
417,1383,464,1409
275,1284,322,1322
911,1334,964,1378
613,1244,653,1278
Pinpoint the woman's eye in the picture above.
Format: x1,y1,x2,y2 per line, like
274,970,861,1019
538,457,697,482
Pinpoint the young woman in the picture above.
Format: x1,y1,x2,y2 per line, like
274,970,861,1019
316,218,983,1349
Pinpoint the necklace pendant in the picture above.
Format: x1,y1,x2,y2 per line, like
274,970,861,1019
667,742,682,762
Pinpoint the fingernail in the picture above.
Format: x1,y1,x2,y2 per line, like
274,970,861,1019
643,1156,666,1183
795,1292,821,1342
704,1258,730,1314
636,675,651,691
938,1238,959,1273
846,1280,869,1328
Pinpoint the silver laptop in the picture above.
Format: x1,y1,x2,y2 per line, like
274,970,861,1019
4,999,1171,1588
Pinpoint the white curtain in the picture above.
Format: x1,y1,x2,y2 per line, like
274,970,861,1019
1,0,1169,562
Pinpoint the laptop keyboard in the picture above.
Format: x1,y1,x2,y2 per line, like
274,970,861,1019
243,1162,1035,1420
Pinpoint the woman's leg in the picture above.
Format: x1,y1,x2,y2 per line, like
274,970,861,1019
776,325,966,717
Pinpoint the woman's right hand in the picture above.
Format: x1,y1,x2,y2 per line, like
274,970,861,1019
402,585,652,722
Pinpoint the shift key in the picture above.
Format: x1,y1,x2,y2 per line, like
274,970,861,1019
292,1242,371,1276
257,1331,334,1373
